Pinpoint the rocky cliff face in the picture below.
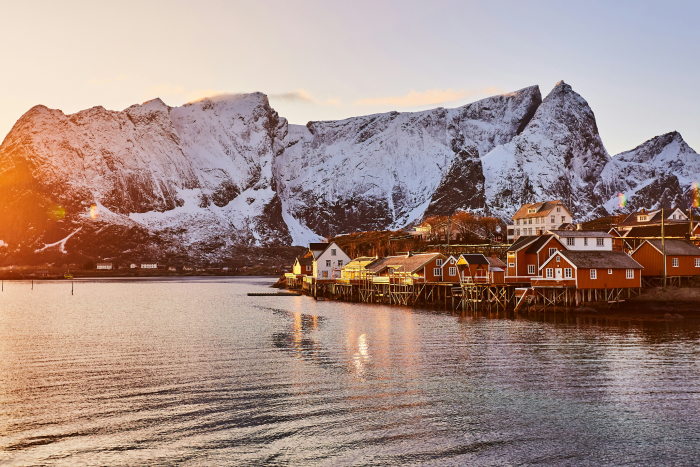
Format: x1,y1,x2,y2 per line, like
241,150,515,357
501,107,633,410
1,82,699,265
274,86,542,237
481,81,611,219
596,131,700,212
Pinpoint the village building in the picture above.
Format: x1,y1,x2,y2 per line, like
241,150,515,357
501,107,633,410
292,256,314,276
546,230,614,250
141,263,157,269
630,239,700,277
312,242,351,280
339,256,378,280
619,223,700,250
96,262,113,270
505,234,567,281
365,252,446,283
615,207,691,232
532,250,643,289
130,263,138,269
168,266,177,271
507,200,574,242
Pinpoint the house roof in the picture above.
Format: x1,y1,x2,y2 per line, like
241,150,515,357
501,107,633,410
507,235,540,252
640,239,700,256
524,234,557,254
623,224,693,238
618,208,689,227
485,256,507,268
458,254,489,265
296,256,313,266
551,250,643,270
549,230,613,238
367,253,443,274
309,242,328,251
343,256,376,268
512,200,570,220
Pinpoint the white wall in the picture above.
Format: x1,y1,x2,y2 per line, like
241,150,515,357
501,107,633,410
313,242,351,279
562,237,613,251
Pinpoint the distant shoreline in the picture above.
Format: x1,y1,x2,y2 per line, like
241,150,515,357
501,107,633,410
0,271,282,281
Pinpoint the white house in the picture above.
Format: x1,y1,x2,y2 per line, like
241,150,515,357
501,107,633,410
96,262,113,270
547,230,614,251
507,200,574,242
141,263,157,269
311,242,351,280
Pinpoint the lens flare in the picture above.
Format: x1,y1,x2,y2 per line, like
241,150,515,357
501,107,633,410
90,204,99,220
617,193,627,209
49,205,66,220
692,182,700,208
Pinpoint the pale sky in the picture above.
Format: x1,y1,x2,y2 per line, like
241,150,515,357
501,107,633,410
1,0,698,156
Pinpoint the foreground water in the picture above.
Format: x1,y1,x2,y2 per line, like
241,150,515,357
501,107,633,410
1,277,699,466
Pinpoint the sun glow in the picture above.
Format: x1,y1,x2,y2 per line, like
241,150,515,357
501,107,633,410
692,182,700,208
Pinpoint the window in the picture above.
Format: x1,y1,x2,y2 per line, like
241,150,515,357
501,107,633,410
326,260,331,267
556,255,560,262
567,237,575,246
322,271,328,278
597,238,604,247
590,269,597,279
608,269,612,274
338,260,343,267
551,216,555,223
546,268,553,278
695,258,700,268
549,248,557,257
561,216,566,223
436,259,443,267
528,265,536,275
529,208,536,213
331,249,336,256
516,229,520,236
565,268,572,278
626,269,634,279
528,218,532,225
557,207,561,213
672,258,679,267
449,267,457,276
509,263,515,268
306,265,311,271
583,238,588,246
516,219,520,225
434,268,442,276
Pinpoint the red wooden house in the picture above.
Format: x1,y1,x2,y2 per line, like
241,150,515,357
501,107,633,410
505,234,567,281
532,250,643,289
630,239,700,277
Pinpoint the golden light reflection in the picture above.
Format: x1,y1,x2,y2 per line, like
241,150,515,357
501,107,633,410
90,204,99,220
352,333,370,376
49,204,66,220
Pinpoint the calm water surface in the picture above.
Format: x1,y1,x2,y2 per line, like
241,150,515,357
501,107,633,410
1,277,700,466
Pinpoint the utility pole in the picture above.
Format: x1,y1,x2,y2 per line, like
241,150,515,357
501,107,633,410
447,216,451,252
662,208,666,291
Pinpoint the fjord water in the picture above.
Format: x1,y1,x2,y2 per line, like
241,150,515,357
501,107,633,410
1,278,700,466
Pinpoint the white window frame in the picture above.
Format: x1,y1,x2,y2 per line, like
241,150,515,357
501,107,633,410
608,269,612,274
306,265,311,271
449,267,457,276
331,249,337,256
509,263,515,268
436,259,443,267
528,264,536,275
567,237,575,246
338,260,343,267
326,260,331,267
583,238,588,246
434,268,442,277
672,258,679,267
590,269,597,279
626,269,634,279
322,270,328,278
565,268,572,278
597,238,604,247
546,268,553,278
695,258,700,268
549,248,557,257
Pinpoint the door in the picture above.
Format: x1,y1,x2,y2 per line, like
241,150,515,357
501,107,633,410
555,268,563,279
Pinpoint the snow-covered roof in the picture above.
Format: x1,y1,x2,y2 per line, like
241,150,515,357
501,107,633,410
512,200,570,220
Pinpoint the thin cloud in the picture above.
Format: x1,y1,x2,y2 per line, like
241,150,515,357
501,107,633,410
270,90,341,106
355,87,505,107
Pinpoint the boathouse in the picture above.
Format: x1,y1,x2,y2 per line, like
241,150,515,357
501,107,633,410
630,239,700,277
340,256,379,280
292,256,314,275
367,252,446,283
505,234,567,281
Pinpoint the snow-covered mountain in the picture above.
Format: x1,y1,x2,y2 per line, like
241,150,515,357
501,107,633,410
596,131,700,212
1,81,699,264
274,85,542,237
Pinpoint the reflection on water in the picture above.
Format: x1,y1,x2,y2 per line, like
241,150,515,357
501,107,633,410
0,277,699,466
